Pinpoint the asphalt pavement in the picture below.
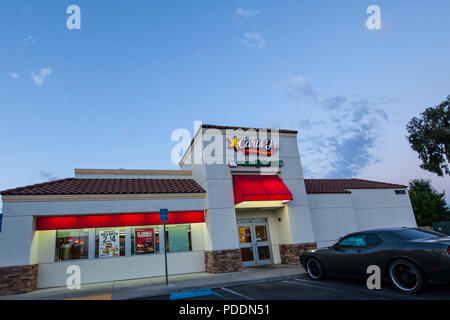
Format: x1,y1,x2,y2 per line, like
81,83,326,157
0,265,304,300
143,277,450,300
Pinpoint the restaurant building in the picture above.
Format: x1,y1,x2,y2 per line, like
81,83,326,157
0,124,417,294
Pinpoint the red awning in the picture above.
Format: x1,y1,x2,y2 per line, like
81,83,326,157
232,175,293,204
36,211,205,231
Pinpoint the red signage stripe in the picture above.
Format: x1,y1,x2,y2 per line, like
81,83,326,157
36,211,205,230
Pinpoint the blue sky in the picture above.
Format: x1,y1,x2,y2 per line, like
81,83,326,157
1,0,449,209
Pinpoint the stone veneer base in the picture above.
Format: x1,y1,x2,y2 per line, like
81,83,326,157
0,264,38,296
204,249,244,274
279,243,317,265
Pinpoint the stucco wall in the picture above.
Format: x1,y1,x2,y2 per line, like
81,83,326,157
37,250,205,288
349,189,417,230
2,197,206,217
0,215,35,267
307,188,417,248
308,194,358,248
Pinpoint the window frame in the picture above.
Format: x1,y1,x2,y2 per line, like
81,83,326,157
336,233,382,249
54,229,90,262
165,224,192,253
53,223,194,262
130,225,162,256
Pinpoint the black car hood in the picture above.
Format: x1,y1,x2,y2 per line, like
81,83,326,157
310,246,333,253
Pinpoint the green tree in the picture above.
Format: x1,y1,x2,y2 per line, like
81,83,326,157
406,96,450,177
408,179,450,226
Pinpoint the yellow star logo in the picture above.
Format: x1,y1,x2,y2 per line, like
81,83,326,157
227,136,238,151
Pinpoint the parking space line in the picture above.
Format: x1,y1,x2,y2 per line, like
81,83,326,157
221,287,255,300
282,280,373,300
211,291,228,300
293,278,429,300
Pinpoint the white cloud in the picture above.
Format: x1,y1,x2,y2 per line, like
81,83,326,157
236,8,260,19
274,74,318,98
40,169,59,181
276,73,392,179
31,68,52,86
241,32,265,50
24,34,36,47
10,73,20,79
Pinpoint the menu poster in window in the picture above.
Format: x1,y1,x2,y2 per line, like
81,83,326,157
99,229,120,257
135,228,154,254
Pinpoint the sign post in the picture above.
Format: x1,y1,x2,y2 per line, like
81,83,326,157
160,208,169,286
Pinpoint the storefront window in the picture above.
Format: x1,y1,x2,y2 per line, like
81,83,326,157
95,228,126,258
55,229,89,261
165,224,192,252
131,225,160,255
55,224,194,261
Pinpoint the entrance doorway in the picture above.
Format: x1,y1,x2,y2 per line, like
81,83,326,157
237,219,273,267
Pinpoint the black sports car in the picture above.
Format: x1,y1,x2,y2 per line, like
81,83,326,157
299,227,450,293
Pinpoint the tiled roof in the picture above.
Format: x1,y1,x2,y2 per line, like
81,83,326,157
0,177,406,196
201,124,298,134
304,179,407,194
0,178,206,196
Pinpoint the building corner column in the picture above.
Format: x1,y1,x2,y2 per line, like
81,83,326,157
0,264,38,296
204,249,243,274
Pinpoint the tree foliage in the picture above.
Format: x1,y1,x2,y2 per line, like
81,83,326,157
408,179,450,226
406,96,450,176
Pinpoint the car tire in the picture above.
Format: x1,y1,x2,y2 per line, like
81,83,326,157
306,257,325,280
388,259,426,294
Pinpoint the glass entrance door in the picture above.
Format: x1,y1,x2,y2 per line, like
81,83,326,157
238,221,272,267
238,225,255,266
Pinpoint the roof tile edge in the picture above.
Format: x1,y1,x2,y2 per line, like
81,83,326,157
74,169,192,176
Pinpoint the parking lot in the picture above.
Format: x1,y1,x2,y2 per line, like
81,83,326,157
144,277,450,300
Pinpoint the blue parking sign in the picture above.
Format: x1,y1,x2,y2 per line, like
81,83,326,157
160,209,169,222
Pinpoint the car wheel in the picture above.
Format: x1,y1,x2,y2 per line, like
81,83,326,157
388,259,425,293
306,257,325,280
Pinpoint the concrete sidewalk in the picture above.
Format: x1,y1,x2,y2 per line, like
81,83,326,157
0,265,306,300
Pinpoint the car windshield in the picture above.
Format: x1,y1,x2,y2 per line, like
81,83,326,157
394,228,445,240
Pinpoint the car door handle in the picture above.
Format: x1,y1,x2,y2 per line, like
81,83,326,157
356,249,362,253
